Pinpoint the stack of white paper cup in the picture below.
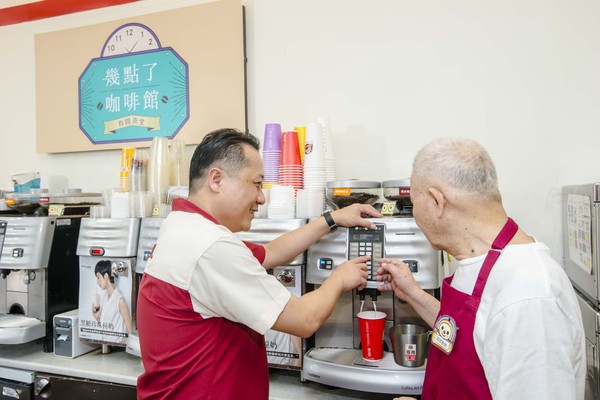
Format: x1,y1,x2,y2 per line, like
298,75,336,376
317,117,336,183
268,185,295,219
254,188,270,219
302,122,327,214
296,188,327,218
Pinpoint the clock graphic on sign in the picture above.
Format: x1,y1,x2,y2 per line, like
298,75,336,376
101,22,161,57
78,22,189,145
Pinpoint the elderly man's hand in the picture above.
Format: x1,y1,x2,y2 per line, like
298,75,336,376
375,258,421,302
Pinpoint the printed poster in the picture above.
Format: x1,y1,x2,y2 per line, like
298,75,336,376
79,256,135,346
265,265,302,367
566,194,593,274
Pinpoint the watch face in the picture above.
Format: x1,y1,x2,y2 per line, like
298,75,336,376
102,23,161,57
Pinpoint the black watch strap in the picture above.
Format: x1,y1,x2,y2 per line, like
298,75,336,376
322,211,337,231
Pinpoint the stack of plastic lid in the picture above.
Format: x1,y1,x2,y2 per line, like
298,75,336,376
317,117,336,183
262,123,281,189
268,185,295,219
279,131,303,193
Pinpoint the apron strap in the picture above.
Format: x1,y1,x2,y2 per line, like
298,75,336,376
471,218,519,300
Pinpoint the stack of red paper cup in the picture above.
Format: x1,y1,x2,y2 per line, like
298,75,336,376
279,130,303,193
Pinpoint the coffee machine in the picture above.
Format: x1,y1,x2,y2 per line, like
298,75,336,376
302,180,441,395
235,218,312,371
0,216,82,352
126,216,166,357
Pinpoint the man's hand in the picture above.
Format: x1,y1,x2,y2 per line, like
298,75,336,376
330,203,383,229
375,258,421,302
330,255,370,292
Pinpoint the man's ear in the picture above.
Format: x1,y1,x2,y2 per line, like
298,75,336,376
428,187,446,218
207,167,223,192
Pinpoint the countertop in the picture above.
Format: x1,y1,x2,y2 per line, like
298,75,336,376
0,343,399,399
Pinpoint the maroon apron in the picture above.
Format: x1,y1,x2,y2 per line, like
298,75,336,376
421,218,518,400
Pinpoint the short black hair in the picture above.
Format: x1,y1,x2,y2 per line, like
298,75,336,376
189,128,260,193
94,260,114,283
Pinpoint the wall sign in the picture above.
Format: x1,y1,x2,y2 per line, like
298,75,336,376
35,0,246,154
79,23,189,144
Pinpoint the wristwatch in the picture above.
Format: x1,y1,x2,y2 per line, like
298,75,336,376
322,211,337,232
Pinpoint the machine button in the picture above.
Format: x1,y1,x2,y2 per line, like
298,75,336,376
318,258,333,270
89,247,105,256
12,248,23,258
403,260,418,272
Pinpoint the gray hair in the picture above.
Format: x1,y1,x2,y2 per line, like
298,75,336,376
412,137,499,196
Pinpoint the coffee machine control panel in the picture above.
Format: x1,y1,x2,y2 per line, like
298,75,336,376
347,223,385,282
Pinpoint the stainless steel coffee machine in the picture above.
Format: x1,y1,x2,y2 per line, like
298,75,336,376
302,180,441,395
236,218,312,371
0,216,82,352
126,216,166,357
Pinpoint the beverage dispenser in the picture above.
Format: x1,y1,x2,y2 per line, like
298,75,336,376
0,216,82,352
76,218,140,347
126,216,165,357
235,218,312,371
302,179,441,395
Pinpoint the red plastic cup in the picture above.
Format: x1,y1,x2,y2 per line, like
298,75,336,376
280,131,301,166
357,311,386,360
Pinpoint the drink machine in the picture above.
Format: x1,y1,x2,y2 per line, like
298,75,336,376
0,216,82,352
235,218,312,371
302,180,441,395
76,218,140,348
126,216,165,357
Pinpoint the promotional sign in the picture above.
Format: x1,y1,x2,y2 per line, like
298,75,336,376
79,23,189,145
79,256,134,346
265,265,302,367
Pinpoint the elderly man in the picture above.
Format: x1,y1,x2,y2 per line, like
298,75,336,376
377,137,585,400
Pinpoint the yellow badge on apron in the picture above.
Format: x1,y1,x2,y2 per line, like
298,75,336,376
431,315,457,355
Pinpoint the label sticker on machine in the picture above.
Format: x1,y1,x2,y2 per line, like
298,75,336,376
265,265,302,368
78,256,134,347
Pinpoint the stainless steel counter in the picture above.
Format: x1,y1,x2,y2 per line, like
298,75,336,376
0,343,397,399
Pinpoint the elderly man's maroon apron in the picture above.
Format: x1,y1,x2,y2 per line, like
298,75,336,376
421,218,518,400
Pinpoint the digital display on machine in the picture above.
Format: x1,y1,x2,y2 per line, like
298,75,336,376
352,233,380,241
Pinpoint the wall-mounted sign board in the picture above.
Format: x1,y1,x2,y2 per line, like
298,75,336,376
35,0,246,153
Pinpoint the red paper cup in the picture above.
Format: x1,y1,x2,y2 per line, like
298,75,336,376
357,311,386,361
280,131,301,166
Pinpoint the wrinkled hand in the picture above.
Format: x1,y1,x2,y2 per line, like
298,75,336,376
330,203,382,229
375,258,421,302
330,255,370,292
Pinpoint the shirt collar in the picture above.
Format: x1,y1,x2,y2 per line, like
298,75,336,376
171,198,219,224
